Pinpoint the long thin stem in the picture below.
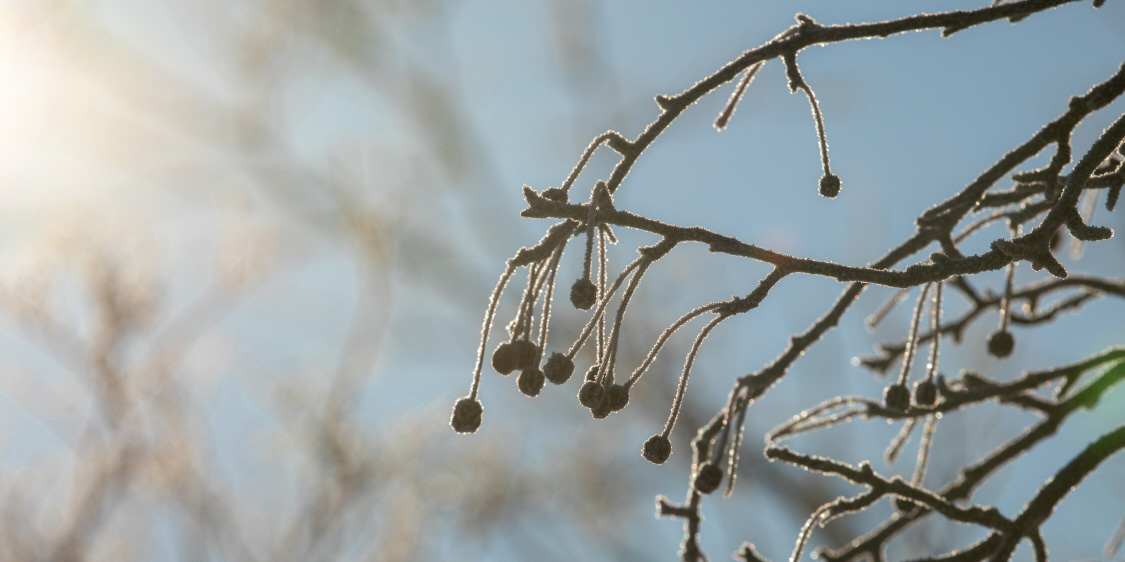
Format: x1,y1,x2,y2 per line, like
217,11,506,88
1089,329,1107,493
566,257,647,360
912,415,938,488
601,258,656,384
661,314,726,438
866,288,909,330
785,53,833,178
724,390,752,497
714,61,764,131
897,284,933,387
512,259,545,339
597,228,608,361
925,281,944,382
999,258,1017,332
470,265,517,399
561,131,625,194
536,244,567,355
885,418,919,465
791,504,831,562
627,302,726,387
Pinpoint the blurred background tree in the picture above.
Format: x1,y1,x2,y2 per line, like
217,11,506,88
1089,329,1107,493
0,1,1122,561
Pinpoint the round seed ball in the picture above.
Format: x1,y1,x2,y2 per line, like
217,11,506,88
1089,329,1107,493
913,379,938,407
642,434,672,464
987,330,1015,359
884,383,910,412
606,384,630,412
578,381,605,409
570,278,598,310
491,342,518,375
819,173,841,198
510,339,539,371
694,462,724,494
517,367,545,397
450,397,483,434
543,352,575,385
590,400,611,419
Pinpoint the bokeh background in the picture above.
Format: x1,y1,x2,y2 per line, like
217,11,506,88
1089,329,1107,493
0,1,1123,561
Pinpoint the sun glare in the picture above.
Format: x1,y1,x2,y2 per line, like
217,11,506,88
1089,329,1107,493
0,25,60,211
0,7,197,233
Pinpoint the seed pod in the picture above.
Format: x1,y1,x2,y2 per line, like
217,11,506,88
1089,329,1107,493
510,339,539,370
819,173,841,198
884,383,910,412
491,342,518,375
450,397,483,434
642,434,672,464
590,400,611,419
606,384,630,412
543,352,575,385
578,381,605,409
517,367,545,397
694,462,724,494
913,379,938,407
570,278,598,310
986,330,1014,358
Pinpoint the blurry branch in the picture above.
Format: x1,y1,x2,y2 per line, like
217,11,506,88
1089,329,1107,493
0,2,651,562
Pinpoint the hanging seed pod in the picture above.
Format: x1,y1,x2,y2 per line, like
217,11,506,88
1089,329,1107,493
517,367,545,397
450,397,483,434
913,379,938,407
818,173,841,198
590,400,612,419
570,278,598,310
606,384,630,412
510,339,539,371
578,381,606,409
642,434,672,464
491,342,518,375
986,330,1015,358
694,462,724,494
884,383,910,412
543,352,575,384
